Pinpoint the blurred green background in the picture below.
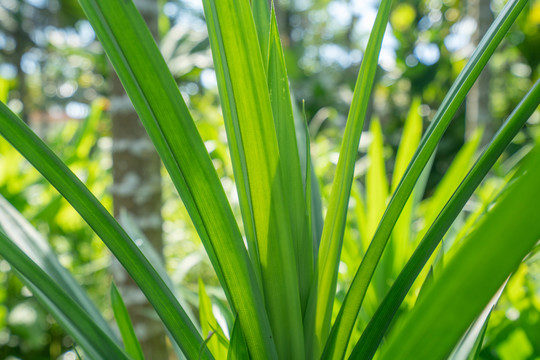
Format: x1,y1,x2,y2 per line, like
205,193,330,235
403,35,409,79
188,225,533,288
0,0,539,358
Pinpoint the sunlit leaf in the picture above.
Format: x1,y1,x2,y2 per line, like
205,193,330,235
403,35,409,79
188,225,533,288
111,283,145,360
380,145,540,360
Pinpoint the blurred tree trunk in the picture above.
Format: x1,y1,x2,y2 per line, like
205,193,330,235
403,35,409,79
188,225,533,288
466,0,493,141
109,0,168,358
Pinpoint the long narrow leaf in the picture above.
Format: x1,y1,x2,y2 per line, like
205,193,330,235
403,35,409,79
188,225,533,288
77,0,276,358
251,0,271,64
111,283,145,360
379,144,540,360
448,289,500,360
0,230,130,360
294,98,324,260
366,119,389,241
0,100,208,359
351,78,540,360
304,0,393,357
366,119,390,299
415,128,482,243
202,0,304,357
228,318,249,360
303,105,313,269
391,99,423,271
199,279,229,359
0,195,117,339
268,5,312,312
202,0,262,286
323,1,528,357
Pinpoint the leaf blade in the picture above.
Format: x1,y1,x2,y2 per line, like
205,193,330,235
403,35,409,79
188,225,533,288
0,195,117,340
77,0,276,358
202,0,304,357
0,230,130,360
324,1,529,357
111,283,145,360
305,0,393,357
268,5,312,312
228,317,250,360
199,279,229,359
0,98,207,359
350,77,540,360
391,99,423,270
380,144,540,360
251,0,271,64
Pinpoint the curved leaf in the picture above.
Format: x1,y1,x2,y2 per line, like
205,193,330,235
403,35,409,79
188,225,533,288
380,144,540,360
268,5,312,312
202,0,303,357
0,230,130,360
78,0,276,358
111,283,145,360
0,195,116,339
0,99,207,359
323,0,528,357
304,0,393,357
351,78,540,360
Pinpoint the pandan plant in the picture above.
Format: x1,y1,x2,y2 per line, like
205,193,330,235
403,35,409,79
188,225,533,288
0,0,539,359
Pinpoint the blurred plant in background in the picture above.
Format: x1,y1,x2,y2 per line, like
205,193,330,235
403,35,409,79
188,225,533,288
0,0,538,359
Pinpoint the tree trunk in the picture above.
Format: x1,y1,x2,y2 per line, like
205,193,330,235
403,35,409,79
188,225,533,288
109,0,168,358
466,0,493,140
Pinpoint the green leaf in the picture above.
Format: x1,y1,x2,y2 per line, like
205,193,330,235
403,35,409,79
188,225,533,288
294,97,324,259
118,211,195,360
351,183,369,255
0,99,207,359
119,210,198,326
228,318,249,360
0,77,8,102
380,145,540,360
251,0,271,64
391,98,423,270
111,283,145,360
202,0,304,357
410,128,482,284
391,105,422,194
366,118,390,299
350,78,540,360
304,0,393,356
268,5,312,313
309,162,324,258
0,195,116,340
203,0,260,285
415,266,435,304
324,0,528,357
199,279,229,359
77,0,275,358
303,103,314,266
0,230,130,360
416,128,482,243
466,313,491,360
366,118,389,240
448,298,497,360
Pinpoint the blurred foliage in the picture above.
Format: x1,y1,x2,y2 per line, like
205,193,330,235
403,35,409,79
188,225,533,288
0,0,538,358
0,98,112,359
